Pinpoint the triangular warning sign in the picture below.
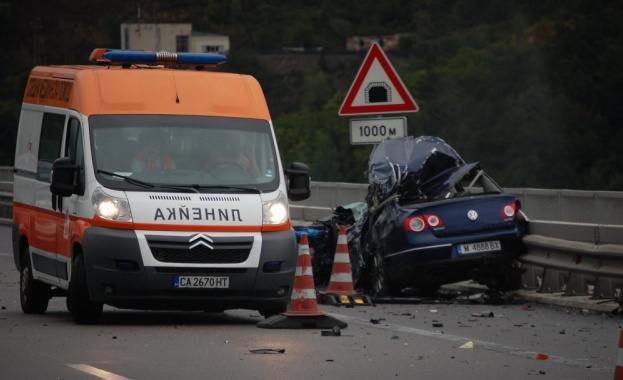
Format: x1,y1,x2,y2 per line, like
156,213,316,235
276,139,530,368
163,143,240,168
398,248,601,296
339,43,418,116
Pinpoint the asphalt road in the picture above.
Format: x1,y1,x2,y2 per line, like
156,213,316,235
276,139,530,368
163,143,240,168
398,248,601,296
0,225,620,380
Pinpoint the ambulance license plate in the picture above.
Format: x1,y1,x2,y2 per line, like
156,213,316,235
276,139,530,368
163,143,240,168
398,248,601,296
457,240,501,255
174,276,229,289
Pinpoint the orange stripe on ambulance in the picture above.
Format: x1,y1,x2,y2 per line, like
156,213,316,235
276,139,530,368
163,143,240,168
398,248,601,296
12,49,310,324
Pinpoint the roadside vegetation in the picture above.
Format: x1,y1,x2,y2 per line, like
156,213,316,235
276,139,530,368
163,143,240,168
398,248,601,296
1,0,621,189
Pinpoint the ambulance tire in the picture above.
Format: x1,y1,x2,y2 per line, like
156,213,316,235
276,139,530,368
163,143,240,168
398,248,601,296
20,249,51,314
69,254,103,324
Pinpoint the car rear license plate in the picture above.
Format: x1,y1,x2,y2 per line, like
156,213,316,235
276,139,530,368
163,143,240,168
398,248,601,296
174,276,229,289
457,240,501,255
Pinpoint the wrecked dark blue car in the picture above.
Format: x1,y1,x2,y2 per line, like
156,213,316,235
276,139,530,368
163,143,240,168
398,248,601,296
352,135,529,296
326,135,529,296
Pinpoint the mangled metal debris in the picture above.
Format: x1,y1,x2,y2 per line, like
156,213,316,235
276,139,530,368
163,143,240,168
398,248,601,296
296,136,529,298
249,348,286,354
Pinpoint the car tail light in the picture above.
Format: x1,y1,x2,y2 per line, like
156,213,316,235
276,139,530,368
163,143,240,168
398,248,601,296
405,214,443,232
426,214,442,227
405,217,426,232
502,203,516,218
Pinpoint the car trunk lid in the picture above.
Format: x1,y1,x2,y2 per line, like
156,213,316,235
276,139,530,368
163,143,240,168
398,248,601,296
410,194,518,238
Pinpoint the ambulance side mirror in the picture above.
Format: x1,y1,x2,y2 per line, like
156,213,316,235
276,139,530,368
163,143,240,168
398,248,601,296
286,162,311,201
50,157,81,197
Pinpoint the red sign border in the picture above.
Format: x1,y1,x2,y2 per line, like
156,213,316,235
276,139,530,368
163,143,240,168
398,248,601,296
339,43,418,116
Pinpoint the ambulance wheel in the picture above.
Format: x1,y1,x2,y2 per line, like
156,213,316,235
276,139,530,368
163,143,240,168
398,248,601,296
69,254,103,324
20,249,51,314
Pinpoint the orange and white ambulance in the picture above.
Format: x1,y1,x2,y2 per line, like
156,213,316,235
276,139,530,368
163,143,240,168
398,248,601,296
12,49,310,324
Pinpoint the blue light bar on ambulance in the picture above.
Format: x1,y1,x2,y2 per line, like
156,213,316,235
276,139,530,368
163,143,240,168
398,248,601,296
89,48,227,67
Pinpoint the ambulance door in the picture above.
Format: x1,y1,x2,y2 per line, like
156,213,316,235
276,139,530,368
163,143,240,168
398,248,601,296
54,115,85,288
31,112,66,285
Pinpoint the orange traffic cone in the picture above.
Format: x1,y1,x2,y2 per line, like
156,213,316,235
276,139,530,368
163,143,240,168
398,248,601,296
319,225,372,306
283,233,325,317
325,224,358,296
257,233,347,329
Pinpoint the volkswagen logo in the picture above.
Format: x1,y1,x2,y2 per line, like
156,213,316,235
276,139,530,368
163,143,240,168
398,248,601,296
189,233,214,250
467,210,478,221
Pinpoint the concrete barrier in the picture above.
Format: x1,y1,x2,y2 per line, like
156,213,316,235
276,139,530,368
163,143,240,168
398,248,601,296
2,167,622,301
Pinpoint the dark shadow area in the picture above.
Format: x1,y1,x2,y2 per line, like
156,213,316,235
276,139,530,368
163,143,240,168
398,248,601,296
42,309,263,326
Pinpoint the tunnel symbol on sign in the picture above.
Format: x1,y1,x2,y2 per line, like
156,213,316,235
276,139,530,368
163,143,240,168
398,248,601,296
365,82,392,103
338,43,419,115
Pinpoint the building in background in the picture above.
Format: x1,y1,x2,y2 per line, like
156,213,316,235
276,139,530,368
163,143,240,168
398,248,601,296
346,34,402,51
120,23,230,54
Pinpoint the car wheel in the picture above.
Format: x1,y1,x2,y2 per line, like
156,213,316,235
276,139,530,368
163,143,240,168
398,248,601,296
69,255,103,324
20,249,51,314
368,251,396,296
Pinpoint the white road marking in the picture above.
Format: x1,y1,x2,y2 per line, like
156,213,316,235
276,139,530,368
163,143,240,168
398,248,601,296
67,364,131,380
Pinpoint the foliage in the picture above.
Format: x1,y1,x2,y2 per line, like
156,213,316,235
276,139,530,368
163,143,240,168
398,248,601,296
275,93,373,183
1,0,621,190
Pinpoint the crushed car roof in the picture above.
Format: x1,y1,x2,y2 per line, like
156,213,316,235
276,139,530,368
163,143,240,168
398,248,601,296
367,136,466,203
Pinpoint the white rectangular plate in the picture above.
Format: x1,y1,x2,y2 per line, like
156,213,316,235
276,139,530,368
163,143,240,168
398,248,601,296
174,276,229,289
457,240,501,255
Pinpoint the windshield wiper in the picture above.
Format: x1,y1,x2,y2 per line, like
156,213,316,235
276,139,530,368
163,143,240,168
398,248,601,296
156,184,201,194
194,185,262,194
96,171,261,194
97,170,155,189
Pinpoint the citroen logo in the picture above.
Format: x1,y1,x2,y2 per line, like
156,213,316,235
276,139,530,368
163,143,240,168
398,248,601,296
467,210,478,221
189,233,214,250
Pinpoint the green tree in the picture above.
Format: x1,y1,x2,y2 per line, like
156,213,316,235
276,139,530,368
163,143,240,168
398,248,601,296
275,93,372,183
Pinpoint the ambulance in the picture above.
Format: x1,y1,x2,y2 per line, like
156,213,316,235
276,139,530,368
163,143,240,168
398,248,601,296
12,49,311,324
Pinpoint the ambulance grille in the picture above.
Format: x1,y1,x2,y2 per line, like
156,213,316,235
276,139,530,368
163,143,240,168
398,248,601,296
149,195,192,201
146,235,253,264
155,267,248,275
199,196,241,202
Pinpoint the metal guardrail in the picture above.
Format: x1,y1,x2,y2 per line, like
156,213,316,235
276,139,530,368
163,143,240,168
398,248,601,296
295,181,623,225
519,220,623,299
522,234,623,278
2,166,622,302
291,181,623,302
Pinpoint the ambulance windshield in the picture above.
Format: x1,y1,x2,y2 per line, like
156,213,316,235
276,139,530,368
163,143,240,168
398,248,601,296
90,115,280,192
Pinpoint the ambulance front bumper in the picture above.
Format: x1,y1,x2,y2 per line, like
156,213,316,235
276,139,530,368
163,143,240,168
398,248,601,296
81,227,297,311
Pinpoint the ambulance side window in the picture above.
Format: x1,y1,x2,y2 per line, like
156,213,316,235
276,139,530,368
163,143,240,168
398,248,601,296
65,117,85,194
65,118,83,166
37,113,65,182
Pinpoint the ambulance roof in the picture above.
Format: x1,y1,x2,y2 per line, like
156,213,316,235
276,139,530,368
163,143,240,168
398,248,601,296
23,50,270,121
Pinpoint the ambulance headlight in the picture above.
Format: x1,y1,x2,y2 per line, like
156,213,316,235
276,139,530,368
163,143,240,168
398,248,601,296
92,188,132,222
262,191,288,225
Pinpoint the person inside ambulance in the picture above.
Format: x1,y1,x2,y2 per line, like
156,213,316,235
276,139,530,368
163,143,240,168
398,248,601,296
203,132,259,177
131,129,175,173
95,130,128,172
